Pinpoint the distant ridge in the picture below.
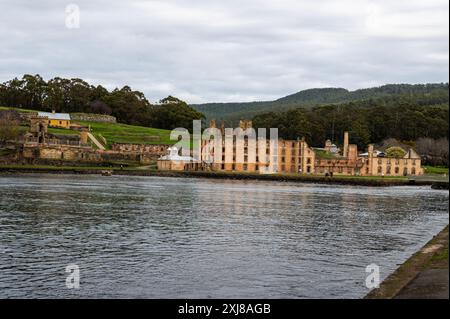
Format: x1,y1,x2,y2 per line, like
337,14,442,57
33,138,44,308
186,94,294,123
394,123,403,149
191,83,449,124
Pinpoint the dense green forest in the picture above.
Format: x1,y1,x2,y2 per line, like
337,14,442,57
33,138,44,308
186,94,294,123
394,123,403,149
192,84,449,125
253,96,448,149
0,74,204,131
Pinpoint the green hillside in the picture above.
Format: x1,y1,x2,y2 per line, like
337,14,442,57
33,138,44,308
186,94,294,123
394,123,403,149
1,106,177,148
75,121,175,147
191,83,449,124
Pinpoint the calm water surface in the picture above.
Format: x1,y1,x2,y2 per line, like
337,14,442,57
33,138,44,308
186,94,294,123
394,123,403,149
0,174,448,298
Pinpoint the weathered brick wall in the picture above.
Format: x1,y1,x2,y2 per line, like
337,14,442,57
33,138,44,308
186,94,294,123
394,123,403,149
21,145,157,165
19,112,39,124
111,143,168,156
70,113,117,123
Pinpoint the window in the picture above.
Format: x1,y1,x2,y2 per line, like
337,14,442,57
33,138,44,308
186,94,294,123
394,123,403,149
378,166,382,174
395,167,399,174
386,166,391,174
307,158,311,164
243,164,248,171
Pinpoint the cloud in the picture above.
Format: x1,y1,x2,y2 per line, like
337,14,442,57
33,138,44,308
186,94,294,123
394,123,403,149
0,0,448,103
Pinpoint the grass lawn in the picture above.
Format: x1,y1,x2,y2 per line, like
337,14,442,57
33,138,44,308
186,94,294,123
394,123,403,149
0,106,37,112
74,121,176,147
424,166,449,175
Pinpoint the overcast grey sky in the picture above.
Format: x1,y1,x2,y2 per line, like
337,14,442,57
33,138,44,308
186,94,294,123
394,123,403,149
0,0,448,103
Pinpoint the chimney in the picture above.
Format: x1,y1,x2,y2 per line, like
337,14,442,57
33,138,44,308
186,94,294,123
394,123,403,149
343,131,349,158
368,144,374,157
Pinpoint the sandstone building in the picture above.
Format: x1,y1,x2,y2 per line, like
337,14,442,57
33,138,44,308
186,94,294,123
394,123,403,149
200,120,315,174
159,121,423,177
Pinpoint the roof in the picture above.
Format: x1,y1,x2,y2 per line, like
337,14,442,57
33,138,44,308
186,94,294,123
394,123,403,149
159,146,197,162
404,149,421,159
37,112,71,121
359,150,386,157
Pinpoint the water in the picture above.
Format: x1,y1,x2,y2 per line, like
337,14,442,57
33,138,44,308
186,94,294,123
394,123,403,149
0,174,448,299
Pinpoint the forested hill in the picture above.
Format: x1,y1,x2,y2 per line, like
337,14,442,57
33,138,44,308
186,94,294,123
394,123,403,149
191,83,449,124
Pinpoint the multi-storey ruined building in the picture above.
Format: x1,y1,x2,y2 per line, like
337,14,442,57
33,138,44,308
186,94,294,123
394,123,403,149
164,120,423,177
200,120,315,174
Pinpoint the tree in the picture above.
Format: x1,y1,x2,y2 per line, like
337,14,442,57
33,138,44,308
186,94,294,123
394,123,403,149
151,96,205,131
88,100,112,115
416,137,449,166
0,110,20,145
385,147,407,158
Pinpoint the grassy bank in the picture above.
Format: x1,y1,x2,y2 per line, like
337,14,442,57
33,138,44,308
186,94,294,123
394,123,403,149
1,106,176,147
74,121,175,147
424,166,449,175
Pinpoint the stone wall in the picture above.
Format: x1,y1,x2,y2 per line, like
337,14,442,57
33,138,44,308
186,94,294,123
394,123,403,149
21,144,156,165
111,143,168,155
70,113,117,123
19,112,38,124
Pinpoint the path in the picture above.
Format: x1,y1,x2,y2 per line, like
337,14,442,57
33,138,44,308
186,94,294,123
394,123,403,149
87,132,106,150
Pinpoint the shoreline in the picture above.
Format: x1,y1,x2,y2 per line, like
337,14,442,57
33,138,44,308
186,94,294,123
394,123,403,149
0,165,444,187
365,225,449,299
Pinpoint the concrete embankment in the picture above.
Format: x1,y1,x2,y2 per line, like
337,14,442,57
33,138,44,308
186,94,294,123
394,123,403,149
365,225,449,299
0,166,443,187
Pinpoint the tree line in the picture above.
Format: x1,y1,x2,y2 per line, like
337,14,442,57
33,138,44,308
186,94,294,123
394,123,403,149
0,74,204,131
253,95,449,159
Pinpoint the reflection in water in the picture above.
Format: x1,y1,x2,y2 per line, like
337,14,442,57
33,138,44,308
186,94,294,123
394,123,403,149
0,174,448,298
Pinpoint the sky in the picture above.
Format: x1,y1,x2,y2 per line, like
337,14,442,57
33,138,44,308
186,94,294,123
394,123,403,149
0,0,448,104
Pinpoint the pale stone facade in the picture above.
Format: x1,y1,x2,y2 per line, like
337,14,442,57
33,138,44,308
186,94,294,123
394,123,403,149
200,120,315,174
360,145,423,176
